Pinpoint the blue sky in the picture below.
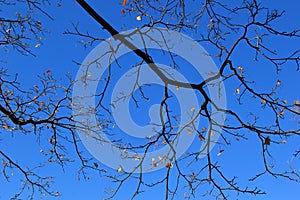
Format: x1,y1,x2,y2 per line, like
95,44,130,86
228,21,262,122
1,0,300,199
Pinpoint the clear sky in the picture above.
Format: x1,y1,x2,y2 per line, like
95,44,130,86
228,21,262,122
1,0,300,200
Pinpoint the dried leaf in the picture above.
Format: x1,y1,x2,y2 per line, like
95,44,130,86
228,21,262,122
136,16,142,21
48,138,53,144
147,135,153,139
165,162,173,169
134,156,140,160
187,129,192,134
238,66,243,71
152,162,158,167
265,136,271,145
122,0,127,6
278,110,284,116
235,88,240,94
277,80,281,86
46,70,51,74
199,135,204,141
190,107,195,112
261,99,266,104
121,9,125,15
282,139,287,144
117,167,122,173
152,158,158,167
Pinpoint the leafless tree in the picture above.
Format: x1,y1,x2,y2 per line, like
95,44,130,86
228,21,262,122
1,0,300,199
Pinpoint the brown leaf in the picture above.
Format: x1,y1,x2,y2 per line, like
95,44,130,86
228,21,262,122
265,136,271,145
277,80,281,86
279,111,284,116
282,139,287,144
165,162,173,169
261,99,266,104
199,135,204,141
238,66,243,71
122,0,127,6
48,138,53,144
